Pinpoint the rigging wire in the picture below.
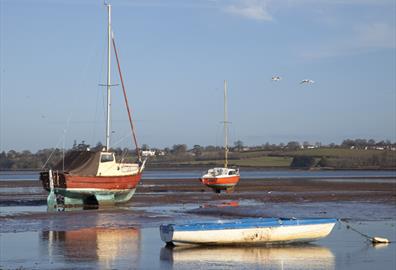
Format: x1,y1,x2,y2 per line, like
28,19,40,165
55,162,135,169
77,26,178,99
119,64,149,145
91,38,107,147
111,131,133,149
41,115,72,170
91,8,110,148
41,136,63,170
111,33,141,160
120,147,130,164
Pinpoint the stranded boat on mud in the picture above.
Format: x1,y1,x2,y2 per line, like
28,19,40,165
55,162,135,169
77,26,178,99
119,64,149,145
200,80,240,193
160,218,336,246
200,167,240,193
40,4,145,206
40,150,145,205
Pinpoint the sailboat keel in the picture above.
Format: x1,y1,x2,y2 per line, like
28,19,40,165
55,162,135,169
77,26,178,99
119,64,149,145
51,187,137,205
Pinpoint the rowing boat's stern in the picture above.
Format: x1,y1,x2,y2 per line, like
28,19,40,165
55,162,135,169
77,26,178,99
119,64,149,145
160,224,174,244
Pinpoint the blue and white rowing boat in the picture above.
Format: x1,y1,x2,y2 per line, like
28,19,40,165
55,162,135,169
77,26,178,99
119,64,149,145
160,218,336,246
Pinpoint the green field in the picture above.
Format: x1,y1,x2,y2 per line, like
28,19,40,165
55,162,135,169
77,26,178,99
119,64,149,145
285,148,396,158
150,148,395,169
172,156,292,167
231,156,292,167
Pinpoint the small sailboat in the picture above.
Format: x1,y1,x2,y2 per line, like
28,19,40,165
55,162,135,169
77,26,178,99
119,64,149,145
40,4,146,206
160,218,336,246
200,80,240,193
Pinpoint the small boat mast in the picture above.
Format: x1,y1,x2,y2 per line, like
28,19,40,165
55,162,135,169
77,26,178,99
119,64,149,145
105,3,112,151
224,80,228,168
104,3,141,160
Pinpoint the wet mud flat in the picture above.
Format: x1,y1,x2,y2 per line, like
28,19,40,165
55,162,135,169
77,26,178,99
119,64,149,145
0,177,395,240
1,176,395,269
1,177,396,231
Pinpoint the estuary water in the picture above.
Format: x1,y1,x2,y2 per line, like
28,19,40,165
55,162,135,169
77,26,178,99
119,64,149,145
1,221,395,269
1,170,395,269
1,169,395,181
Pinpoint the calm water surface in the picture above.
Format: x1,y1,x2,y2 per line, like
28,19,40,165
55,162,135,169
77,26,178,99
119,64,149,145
1,170,395,181
1,221,395,269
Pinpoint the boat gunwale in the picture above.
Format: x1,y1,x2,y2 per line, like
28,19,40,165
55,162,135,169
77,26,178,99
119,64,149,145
161,218,337,232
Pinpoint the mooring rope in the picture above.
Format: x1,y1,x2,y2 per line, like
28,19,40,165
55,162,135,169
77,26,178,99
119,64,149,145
339,219,393,244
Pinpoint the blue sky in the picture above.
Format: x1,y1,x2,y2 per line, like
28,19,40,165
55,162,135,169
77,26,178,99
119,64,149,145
0,0,395,151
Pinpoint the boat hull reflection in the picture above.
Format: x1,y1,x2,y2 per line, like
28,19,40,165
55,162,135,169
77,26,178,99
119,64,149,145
161,245,334,270
41,227,140,268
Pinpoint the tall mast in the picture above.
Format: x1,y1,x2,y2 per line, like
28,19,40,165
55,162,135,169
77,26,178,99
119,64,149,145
105,4,112,151
224,80,228,168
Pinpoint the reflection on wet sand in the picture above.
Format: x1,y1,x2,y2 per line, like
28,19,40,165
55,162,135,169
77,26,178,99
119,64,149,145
160,244,334,270
200,200,240,208
41,227,140,268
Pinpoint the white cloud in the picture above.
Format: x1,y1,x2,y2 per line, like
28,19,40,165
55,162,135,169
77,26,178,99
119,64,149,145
355,23,395,49
224,0,273,21
221,0,394,22
301,22,395,59
281,0,394,7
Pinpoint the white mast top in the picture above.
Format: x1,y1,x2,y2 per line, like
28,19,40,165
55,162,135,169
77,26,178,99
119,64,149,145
224,80,228,168
105,3,112,150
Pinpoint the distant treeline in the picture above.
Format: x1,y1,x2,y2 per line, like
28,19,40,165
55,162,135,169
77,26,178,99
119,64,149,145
0,141,138,170
1,138,395,170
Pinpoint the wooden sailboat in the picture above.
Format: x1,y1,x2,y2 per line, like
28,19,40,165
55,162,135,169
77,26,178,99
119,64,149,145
200,80,240,193
40,4,146,206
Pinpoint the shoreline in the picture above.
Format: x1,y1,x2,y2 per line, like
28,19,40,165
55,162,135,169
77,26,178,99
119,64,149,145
1,166,396,173
1,175,395,186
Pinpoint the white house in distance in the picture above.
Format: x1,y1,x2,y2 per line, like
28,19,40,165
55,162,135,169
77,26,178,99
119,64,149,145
301,144,318,150
141,150,156,157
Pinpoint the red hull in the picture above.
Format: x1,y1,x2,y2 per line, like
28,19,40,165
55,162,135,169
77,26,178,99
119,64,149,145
201,175,240,188
66,173,141,190
40,171,142,192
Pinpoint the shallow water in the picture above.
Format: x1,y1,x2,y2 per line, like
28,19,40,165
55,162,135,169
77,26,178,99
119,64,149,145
203,202,396,221
0,205,47,217
0,187,43,194
0,171,40,181
1,170,395,269
1,196,394,222
1,170,395,181
143,170,396,180
0,221,395,269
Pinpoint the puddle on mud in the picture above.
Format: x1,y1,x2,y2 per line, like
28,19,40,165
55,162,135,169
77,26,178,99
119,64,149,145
0,203,100,217
123,203,199,217
0,205,47,216
1,198,394,227
0,221,395,270
190,201,396,221
0,187,43,194
121,199,262,218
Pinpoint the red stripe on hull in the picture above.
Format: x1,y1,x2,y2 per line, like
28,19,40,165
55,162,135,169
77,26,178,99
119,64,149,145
201,175,240,187
65,173,142,190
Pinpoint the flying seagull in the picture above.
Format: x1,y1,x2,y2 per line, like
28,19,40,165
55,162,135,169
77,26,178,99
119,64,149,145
272,76,281,81
300,79,314,84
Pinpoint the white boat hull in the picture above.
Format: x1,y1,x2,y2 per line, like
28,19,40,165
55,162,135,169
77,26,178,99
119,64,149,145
160,219,336,246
